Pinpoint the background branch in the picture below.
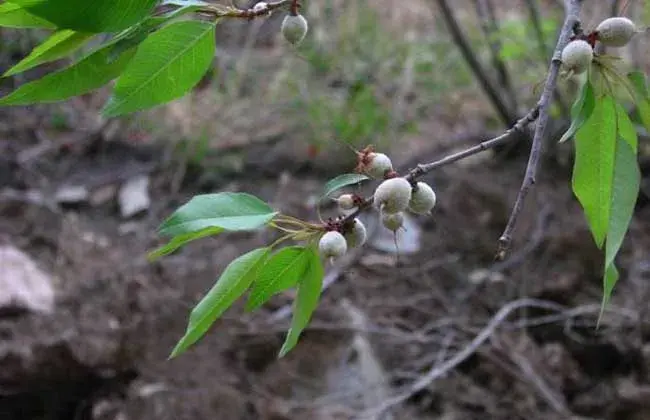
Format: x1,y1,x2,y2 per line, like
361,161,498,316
435,0,517,126
360,298,565,417
524,0,551,60
472,0,518,112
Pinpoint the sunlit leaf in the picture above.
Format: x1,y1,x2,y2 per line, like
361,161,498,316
7,0,158,32
559,79,595,143
604,106,639,270
147,227,224,261
572,95,617,247
158,192,277,237
0,43,136,106
279,247,324,357
245,246,310,312
102,20,216,116
4,30,93,77
106,4,209,63
627,71,650,134
0,2,54,28
170,247,270,358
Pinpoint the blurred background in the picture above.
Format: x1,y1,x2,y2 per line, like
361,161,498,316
1,0,650,419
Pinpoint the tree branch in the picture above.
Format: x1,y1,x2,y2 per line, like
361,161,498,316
496,0,582,260
162,0,293,19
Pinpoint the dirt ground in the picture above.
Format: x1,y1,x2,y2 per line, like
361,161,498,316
1,93,649,420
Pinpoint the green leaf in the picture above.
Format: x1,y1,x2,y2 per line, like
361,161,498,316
605,138,639,269
322,173,370,198
572,95,617,247
279,248,324,357
559,79,595,143
627,71,650,134
604,106,639,270
170,247,270,358
0,43,136,106
147,227,224,261
0,3,54,28
106,4,208,64
158,192,277,237
7,0,158,33
4,30,93,77
599,263,619,325
245,246,310,312
628,71,648,99
102,20,216,117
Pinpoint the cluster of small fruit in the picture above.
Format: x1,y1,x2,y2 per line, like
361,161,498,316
561,17,638,75
319,151,437,261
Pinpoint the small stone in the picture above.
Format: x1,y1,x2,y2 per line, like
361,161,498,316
55,185,89,204
90,184,117,207
118,175,150,218
0,245,55,314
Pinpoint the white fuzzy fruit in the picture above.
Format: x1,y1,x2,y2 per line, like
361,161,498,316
373,177,412,214
561,40,593,74
336,194,356,211
381,211,404,232
408,181,436,214
281,14,309,45
345,219,367,248
596,17,636,47
319,231,347,259
366,153,393,178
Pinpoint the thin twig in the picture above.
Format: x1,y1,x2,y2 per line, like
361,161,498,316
496,0,582,260
358,298,562,418
406,106,539,179
435,0,517,126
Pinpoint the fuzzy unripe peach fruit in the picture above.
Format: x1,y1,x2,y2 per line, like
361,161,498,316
381,211,404,232
561,40,593,75
281,14,308,45
596,17,636,47
365,153,393,179
373,177,412,214
345,218,367,248
319,231,347,259
408,181,437,215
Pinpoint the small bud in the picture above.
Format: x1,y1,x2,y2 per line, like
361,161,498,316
336,194,356,212
381,211,404,232
319,231,347,259
560,40,593,74
374,177,412,214
281,14,309,46
365,153,393,179
408,181,436,215
596,17,636,47
345,218,367,248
